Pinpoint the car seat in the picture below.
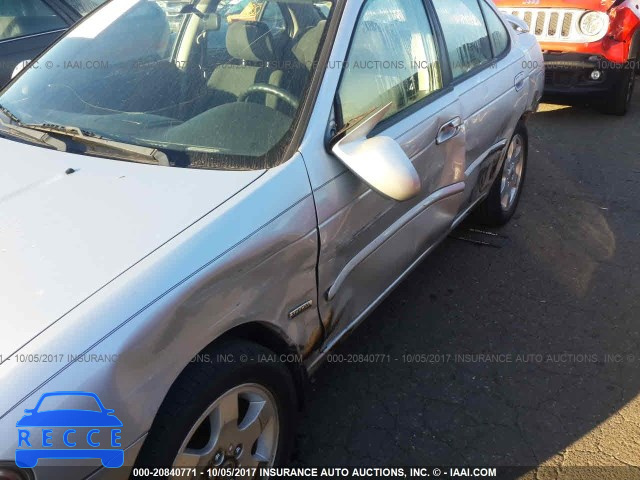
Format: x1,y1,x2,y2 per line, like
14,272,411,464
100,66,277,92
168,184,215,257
207,20,284,109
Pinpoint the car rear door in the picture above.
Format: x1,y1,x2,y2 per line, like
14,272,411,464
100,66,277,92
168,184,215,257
300,0,467,355
0,0,75,87
430,0,527,209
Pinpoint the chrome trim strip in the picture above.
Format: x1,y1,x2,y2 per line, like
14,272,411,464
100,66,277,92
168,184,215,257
0,28,67,44
465,139,507,177
325,182,465,301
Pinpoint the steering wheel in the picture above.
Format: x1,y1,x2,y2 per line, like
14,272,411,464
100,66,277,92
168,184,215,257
237,84,299,110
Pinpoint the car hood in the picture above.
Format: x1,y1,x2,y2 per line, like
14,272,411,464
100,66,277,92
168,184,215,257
0,138,263,360
494,0,614,12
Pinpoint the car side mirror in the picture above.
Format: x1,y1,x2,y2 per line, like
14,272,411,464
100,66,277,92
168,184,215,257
11,60,31,79
503,13,529,33
331,103,421,202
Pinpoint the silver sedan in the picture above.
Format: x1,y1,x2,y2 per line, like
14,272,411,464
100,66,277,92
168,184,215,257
0,0,543,478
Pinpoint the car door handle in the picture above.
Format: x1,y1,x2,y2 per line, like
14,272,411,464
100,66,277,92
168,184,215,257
436,117,462,145
515,72,525,91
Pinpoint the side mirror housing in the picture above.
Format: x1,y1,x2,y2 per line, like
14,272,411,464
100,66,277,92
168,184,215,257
331,104,421,202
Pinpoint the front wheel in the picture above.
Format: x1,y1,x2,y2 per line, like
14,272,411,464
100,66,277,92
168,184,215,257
601,65,636,116
133,340,298,479
475,123,528,227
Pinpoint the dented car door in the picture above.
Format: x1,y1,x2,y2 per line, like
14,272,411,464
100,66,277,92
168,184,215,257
301,0,467,356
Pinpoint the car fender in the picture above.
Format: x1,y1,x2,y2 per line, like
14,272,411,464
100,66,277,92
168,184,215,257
0,154,319,476
628,27,640,61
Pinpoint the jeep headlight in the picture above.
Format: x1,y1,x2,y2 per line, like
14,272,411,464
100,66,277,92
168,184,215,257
579,11,608,37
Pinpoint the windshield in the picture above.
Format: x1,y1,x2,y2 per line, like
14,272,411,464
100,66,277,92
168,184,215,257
0,0,334,169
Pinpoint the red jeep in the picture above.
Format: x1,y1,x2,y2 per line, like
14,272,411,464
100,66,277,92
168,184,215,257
494,0,640,114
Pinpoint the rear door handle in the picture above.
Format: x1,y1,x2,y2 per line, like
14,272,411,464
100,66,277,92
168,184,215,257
436,117,462,145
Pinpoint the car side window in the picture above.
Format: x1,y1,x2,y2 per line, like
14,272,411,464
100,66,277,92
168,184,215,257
431,0,493,79
0,0,67,41
63,0,107,17
480,0,509,57
337,0,443,129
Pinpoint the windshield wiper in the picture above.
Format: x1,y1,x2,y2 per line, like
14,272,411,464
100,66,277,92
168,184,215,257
21,123,170,166
0,114,67,151
0,104,22,124
0,105,169,166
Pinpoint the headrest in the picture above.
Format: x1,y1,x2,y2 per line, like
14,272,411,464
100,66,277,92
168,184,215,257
226,21,277,63
292,20,326,67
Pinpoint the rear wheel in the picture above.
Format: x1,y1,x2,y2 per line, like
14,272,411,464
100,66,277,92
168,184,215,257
601,64,636,116
133,340,298,479
476,123,528,227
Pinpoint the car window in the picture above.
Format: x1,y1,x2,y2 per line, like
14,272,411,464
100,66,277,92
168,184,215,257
63,0,107,16
314,1,331,19
0,0,67,42
224,1,285,34
337,0,443,129
480,0,509,57
0,0,335,169
431,0,492,79
261,2,285,35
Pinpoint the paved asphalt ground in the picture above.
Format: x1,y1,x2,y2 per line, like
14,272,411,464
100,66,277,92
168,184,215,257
292,87,640,478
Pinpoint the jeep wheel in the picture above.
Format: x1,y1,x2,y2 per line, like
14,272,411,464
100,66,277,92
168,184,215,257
601,65,636,116
133,340,298,479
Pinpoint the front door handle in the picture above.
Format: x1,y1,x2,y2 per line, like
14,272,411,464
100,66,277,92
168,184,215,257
515,71,525,91
436,117,462,145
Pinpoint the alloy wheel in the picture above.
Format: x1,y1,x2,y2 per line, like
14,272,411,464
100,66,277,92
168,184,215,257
172,384,279,479
500,133,525,212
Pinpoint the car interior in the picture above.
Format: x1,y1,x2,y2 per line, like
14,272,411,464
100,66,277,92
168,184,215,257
16,0,332,161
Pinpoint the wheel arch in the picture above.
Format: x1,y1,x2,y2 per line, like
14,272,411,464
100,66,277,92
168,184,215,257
133,321,305,471
160,321,310,415
213,322,310,410
628,28,640,62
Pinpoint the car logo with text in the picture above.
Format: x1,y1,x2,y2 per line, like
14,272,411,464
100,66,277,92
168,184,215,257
15,391,124,468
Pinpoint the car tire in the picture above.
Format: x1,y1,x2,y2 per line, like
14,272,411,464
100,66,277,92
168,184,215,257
601,64,636,116
475,123,528,227
133,340,298,478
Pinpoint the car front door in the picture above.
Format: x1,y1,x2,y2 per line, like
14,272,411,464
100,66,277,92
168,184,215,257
431,0,527,209
0,0,73,87
301,0,468,357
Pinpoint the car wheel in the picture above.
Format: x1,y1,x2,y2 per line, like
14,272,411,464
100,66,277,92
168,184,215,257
601,64,636,116
133,340,298,479
476,123,528,227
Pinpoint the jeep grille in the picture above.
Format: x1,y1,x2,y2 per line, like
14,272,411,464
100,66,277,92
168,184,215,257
502,8,609,43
